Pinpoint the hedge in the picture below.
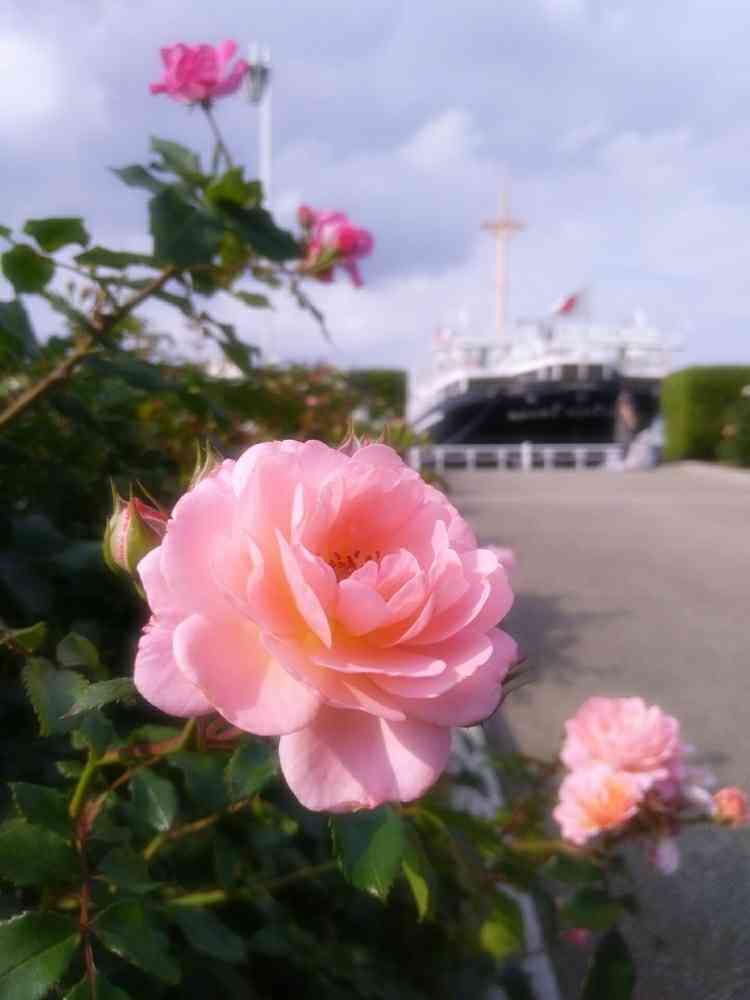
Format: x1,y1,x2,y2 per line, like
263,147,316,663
661,366,750,461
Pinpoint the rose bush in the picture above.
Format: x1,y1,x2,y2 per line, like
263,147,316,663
134,439,517,811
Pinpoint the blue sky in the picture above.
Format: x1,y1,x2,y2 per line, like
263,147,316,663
3,0,749,371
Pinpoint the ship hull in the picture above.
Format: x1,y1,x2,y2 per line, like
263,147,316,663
415,377,659,445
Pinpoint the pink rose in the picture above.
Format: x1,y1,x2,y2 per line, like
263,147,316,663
561,697,683,790
554,763,642,845
150,41,249,103
134,440,516,812
562,928,592,949
299,208,374,287
713,786,749,826
488,546,516,576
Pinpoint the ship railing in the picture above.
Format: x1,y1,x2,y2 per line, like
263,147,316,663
408,442,625,473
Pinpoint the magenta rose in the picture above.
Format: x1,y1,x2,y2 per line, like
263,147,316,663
150,41,249,103
300,208,374,286
134,440,516,811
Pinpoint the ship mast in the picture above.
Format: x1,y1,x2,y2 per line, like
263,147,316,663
481,184,525,344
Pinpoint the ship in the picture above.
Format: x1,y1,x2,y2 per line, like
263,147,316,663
407,195,679,448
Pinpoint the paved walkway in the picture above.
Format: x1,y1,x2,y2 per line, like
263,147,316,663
448,464,750,1000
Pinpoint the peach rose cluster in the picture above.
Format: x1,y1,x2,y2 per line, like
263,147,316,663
554,697,685,846
134,440,517,812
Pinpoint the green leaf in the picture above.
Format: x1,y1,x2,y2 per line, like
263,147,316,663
3,621,46,652
560,888,624,932
0,225,11,239
1,244,55,293
580,928,636,1000
224,741,278,802
75,246,157,269
401,825,435,921
56,632,103,676
220,204,301,261
0,912,79,1000
331,806,406,901
97,847,158,894
70,713,117,757
205,168,261,208
168,907,246,963
149,188,224,268
24,217,90,252
0,299,38,359
0,819,76,886
21,658,89,736
150,137,204,183
170,752,227,812
131,770,178,832
111,164,165,194
66,678,136,717
233,290,271,309
64,973,132,999
93,900,180,984
479,892,525,961
541,853,604,886
11,783,69,836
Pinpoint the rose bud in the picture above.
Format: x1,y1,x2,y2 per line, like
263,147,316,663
103,491,168,577
297,204,317,230
713,787,749,827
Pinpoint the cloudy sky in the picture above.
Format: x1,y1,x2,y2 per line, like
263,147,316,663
3,0,749,372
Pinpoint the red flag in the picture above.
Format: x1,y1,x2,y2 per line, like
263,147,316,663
553,292,580,316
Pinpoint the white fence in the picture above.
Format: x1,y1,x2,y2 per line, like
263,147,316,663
408,441,624,473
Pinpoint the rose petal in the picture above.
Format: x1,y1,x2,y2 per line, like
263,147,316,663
134,618,212,718
173,614,321,736
278,706,451,812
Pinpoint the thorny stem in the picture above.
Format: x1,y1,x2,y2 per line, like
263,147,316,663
201,101,234,169
143,796,255,862
0,266,177,430
69,752,99,821
167,861,339,908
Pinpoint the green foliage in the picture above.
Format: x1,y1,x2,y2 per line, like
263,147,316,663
1,244,55,293
10,782,69,836
92,900,181,984
0,912,79,1000
332,807,406,901
167,907,247,963
224,741,278,801
149,188,224,267
66,679,136,716
478,892,525,960
661,365,750,460
64,974,132,999
401,825,436,921
559,887,624,931
130,770,178,832
716,392,750,467
0,819,76,886
22,659,89,736
580,928,636,1000
0,299,37,360
24,218,90,253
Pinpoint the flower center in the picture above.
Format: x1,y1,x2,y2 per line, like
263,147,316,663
328,548,382,582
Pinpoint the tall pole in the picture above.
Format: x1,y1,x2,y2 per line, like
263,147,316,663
248,43,272,205
481,184,525,344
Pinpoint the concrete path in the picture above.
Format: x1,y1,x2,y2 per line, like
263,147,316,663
447,464,750,1000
